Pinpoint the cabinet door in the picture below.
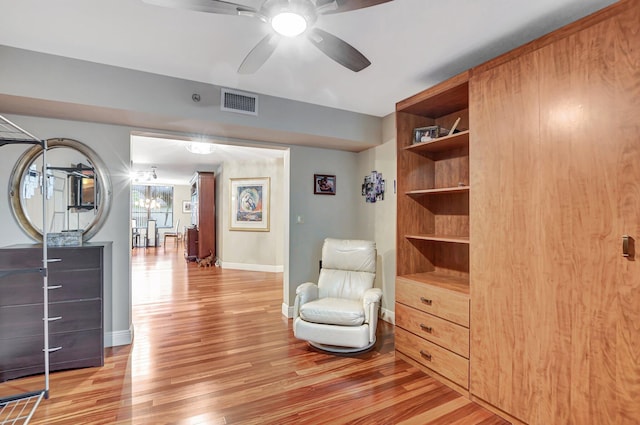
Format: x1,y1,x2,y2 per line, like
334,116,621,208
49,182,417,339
471,4,640,424
470,48,544,423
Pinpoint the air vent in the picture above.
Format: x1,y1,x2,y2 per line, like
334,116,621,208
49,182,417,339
221,88,258,116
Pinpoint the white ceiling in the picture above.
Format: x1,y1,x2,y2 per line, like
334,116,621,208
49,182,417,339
0,0,616,117
0,0,617,184
131,134,286,185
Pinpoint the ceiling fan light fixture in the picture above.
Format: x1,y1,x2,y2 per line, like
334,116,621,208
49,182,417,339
186,141,216,155
271,12,307,37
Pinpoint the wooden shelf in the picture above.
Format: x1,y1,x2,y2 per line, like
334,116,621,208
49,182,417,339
405,234,470,244
404,130,469,156
396,71,470,117
406,186,469,196
398,271,470,295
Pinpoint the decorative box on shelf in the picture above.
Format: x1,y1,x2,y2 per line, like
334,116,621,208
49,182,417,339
47,230,83,246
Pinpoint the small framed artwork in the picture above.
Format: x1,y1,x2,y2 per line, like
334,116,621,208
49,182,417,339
314,174,336,195
182,201,191,213
230,177,270,232
413,126,440,144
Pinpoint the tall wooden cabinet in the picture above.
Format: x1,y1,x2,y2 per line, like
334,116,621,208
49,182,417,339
395,72,471,392
396,2,640,424
189,171,216,260
469,1,640,424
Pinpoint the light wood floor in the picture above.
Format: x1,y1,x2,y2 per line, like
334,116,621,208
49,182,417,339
2,246,509,424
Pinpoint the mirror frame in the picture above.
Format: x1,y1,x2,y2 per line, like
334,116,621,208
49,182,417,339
9,138,113,242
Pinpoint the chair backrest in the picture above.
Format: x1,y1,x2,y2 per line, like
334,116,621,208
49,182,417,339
175,218,180,233
147,219,157,245
318,238,376,300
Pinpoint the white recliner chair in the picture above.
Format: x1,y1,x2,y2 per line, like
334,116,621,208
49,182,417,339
293,238,382,353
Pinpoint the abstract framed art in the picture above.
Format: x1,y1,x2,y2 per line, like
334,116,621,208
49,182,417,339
230,177,270,231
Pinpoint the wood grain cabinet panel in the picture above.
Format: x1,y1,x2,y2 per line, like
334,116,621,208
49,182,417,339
469,1,640,424
395,303,469,358
395,328,469,389
190,172,216,260
0,244,105,382
396,277,469,327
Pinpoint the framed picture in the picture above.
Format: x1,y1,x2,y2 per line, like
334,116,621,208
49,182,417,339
413,126,440,144
314,174,336,195
182,200,191,213
230,177,270,231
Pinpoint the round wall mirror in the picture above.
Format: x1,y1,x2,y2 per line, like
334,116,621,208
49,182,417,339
9,138,112,242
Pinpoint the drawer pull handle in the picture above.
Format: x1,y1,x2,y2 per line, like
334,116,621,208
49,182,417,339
47,258,62,263
48,285,62,290
420,297,433,305
420,350,432,361
623,235,632,257
419,324,433,333
47,316,62,322
45,346,62,353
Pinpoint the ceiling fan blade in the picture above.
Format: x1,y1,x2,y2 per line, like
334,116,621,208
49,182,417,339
238,33,281,74
142,0,256,15
316,0,393,15
307,28,371,72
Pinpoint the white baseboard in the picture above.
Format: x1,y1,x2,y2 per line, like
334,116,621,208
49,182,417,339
282,302,294,318
380,307,395,325
221,262,284,273
105,323,134,347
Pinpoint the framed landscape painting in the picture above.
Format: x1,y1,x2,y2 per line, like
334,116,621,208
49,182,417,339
230,177,270,231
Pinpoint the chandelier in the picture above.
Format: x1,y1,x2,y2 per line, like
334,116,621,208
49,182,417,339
132,166,158,182
186,142,216,155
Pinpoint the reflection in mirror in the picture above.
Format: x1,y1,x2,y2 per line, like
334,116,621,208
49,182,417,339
10,138,112,242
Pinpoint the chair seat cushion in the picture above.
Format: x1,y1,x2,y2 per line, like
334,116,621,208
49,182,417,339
299,298,364,326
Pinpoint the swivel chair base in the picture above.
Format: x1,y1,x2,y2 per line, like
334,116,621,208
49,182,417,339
309,340,375,354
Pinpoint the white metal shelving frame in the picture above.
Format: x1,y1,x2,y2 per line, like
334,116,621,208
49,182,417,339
0,115,55,425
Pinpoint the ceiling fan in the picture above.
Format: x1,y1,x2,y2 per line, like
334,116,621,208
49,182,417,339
142,0,393,73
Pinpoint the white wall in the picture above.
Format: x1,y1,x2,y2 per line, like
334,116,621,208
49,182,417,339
218,157,285,271
285,145,362,308
0,114,132,346
356,113,397,322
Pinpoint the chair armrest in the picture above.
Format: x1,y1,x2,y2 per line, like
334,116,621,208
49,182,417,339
362,288,383,328
363,288,382,306
293,282,318,318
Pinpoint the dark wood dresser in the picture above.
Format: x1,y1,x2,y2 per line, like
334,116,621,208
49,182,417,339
0,243,105,381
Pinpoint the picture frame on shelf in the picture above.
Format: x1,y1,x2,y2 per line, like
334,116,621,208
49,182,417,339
413,126,440,144
230,177,270,232
314,174,336,195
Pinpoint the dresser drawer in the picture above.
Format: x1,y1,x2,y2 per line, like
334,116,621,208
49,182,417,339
396,277,469,327
0,272,41,307
395,327,469,389
49,247,102,271
395,303,469,358
0,299,102,339
0,329,103,381
48,269,102,302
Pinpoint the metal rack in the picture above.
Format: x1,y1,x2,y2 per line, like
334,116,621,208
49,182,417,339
0,115,53,425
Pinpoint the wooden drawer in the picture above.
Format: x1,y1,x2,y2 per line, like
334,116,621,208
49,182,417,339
0,272,41,307
0,299,102,339
395,303,469,358
48,269,102,302
0,329,103,381
0,269,101,306
49,247,102,271
396,277,469,327
395,327,469,389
